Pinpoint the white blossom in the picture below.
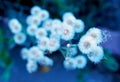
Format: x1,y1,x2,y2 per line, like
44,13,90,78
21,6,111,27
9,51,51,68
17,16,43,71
29,46,44,61
78,35,97,54
87,46,104,63
27,25,38,36
21,48,30,60
8,19,22,34
52,19,62,25
43,19,53,31
26,15,41,26
14,32,26,44
86,27,103,44
73,19,85,33
61,24,75,41
47,38,60,52
26,59,38,73
75,55,87,69
38,56,53,66
51,22,63,37
63,12,76,26
30,6,41,15
63,57,77,70
37,37,49,51
35,28,47,40
38,9,49,21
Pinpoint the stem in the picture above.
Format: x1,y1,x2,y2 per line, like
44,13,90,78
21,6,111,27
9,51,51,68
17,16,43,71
59,48,66,58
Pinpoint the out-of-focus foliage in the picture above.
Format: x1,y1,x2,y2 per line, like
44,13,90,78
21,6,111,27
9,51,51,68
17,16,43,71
0,0,119,30
0,29,12,80
103,50,119,72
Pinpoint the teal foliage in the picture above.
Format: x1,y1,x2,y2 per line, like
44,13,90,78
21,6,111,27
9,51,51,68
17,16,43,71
77,69,88,82
0,29,12,81
0,0,110,29
103,50,119,72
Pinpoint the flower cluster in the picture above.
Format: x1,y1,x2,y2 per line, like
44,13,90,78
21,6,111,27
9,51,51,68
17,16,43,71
8,6,105,73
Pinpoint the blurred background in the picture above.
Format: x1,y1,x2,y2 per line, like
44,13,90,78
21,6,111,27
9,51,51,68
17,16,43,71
0,0,120,82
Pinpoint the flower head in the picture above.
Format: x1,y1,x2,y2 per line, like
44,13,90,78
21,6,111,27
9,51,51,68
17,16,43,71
73,19,85,33
8,19,22,34
87,46,104,63
47,38,60,52
29,46,44,61
63,57,77,70
38,56,53,66
75,55,87,69
30,6,41,15
35,28,47,40
49,32,61,41
63,12,76,26
27,25,38,36
43,19,53,31
51,22,63,37
86,28,103,44
61,24,75,41
26,59,38,73
52,19,62,25
26,15,41,26
37,37,49,51
78,35,97,54
38,9,49,21
14,32,26,44
21,48,30,60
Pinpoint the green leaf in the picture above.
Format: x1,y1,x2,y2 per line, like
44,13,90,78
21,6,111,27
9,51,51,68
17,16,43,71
0,29,4,43
2,63,13,81
0,50,11,68
102,50,119,72
77,69,88,82
2,68,10,81
0,49,12,81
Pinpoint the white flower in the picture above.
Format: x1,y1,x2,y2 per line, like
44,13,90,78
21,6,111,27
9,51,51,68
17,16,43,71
35,28,47,40
38,56,53,66
26,59,38,73
73,19,85,33
61,24,75,41
78,35,97,54
30,6,41,15
26,15,41,26
8,19,22,34
37,37,49,51
52,19,62,25
63,12,74,19
21,48,30,60
27,25,38,36
75,55,87,69
87,46,104,63
50,23,63,37
67,47,78,57
14,32,26,44
47,38,60,52
43,19,53,31
38,9,49,21
50,32,61,40
63,12,76,26
63,57,77,70
29,46,44,61
86,28,103,44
